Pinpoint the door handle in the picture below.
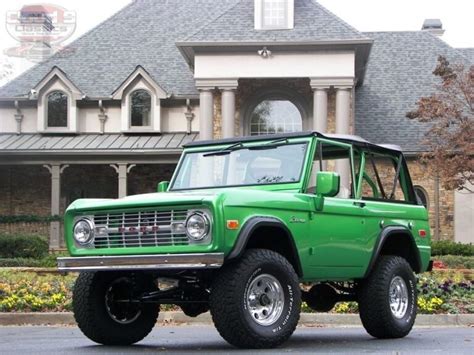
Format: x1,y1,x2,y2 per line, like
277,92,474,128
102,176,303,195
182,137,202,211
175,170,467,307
353,201,366,208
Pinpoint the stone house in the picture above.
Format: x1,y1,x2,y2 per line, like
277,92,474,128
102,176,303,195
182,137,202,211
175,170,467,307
0,0,472,248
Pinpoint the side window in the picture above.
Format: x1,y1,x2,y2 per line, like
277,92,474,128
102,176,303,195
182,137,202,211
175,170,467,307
308,141,354,199
361,153,407,202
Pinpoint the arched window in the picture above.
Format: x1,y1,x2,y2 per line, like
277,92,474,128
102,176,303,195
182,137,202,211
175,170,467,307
130,89,151,127
249,100,302,136
414,185,429,208
47,91,68,127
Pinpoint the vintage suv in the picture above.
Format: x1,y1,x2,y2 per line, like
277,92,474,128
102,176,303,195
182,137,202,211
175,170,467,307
58,132,432,349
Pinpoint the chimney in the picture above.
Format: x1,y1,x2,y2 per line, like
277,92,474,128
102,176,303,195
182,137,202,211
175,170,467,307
422,19,445,37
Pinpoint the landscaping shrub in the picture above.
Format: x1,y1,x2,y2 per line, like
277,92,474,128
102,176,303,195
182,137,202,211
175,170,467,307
431,240,473,256
0,234,48,259
435,255,474,269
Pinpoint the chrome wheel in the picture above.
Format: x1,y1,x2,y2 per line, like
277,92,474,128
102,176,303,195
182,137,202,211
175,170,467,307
389,276,408,319
246,274,284,326
105,277,142,324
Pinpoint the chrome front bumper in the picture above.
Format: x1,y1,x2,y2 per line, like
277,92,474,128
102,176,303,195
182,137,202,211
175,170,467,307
57,253,224,272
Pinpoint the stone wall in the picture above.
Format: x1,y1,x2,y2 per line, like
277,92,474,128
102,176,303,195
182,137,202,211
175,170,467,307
407,158,455,241
0,165,51,216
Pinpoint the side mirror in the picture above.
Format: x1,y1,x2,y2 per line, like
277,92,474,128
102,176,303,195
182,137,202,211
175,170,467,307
314,172,340,210
157,181,170,193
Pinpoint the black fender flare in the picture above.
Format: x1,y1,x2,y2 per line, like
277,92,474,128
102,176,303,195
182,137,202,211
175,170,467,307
226,216,303,276
364,226,422,278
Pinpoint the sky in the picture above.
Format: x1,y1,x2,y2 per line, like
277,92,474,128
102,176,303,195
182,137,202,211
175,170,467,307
0,0,473,85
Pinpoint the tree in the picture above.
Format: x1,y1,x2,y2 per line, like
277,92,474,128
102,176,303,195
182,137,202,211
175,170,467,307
407,56,473,193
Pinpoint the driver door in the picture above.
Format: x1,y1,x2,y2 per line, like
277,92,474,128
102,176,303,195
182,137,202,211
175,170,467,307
307,140,367,279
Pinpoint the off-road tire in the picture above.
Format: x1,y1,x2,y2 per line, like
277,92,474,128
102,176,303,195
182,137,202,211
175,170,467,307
73,271,159,345
210,249,301,349
358,256,417,338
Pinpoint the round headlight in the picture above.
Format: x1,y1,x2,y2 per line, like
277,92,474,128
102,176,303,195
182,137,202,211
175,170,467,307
73,218,94,245
185,213,210,241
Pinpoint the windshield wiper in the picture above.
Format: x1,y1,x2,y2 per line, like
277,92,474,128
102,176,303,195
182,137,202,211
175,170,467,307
203,142,244,157
249,138,288,150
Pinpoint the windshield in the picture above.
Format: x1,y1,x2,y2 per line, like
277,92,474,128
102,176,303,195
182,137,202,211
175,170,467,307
170,142,308,190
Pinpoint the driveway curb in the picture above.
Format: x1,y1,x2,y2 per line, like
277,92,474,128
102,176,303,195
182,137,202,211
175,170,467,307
0,312,473,326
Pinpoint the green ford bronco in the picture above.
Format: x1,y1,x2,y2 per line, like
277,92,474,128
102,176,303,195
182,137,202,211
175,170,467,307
58,131,432,348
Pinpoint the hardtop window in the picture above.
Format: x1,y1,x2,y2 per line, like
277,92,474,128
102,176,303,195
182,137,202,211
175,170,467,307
171,142,308,190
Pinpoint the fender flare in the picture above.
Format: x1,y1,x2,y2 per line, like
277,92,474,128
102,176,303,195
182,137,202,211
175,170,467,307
364,226,422,278
226,216,303,276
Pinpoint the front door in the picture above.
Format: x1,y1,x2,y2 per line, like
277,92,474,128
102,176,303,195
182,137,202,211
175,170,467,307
306,140,367,279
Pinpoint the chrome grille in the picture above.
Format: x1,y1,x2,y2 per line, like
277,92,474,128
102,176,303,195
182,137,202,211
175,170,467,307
92,209,189,248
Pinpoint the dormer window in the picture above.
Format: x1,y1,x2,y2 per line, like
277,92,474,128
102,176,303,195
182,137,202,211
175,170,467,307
47,91,68,127
255,0,294,30
130,89,151,127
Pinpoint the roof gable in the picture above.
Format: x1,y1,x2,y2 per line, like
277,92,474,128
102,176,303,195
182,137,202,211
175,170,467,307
112,66,168,100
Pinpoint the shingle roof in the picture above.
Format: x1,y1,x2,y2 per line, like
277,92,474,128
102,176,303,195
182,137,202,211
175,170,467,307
0,0,240,98
457,48,474,63
0,133,197,154
355,31,471,152
184,0,368,42
0,0,368,99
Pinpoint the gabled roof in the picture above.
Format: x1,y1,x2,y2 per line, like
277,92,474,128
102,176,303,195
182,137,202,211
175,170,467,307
0,0,241,99
112,65,168,100
355,31,471,152
32,66,83,99
0,0,371,99
183,0,369,42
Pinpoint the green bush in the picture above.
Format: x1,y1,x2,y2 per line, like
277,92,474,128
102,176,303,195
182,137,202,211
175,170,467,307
0,234,49,259
431,241,473,257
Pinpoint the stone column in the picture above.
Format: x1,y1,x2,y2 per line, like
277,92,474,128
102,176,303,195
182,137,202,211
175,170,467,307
221,88,236,138
335,86,353,197
312,88,328,133
199,89,214,141
44,164,68,250
110,164,135,198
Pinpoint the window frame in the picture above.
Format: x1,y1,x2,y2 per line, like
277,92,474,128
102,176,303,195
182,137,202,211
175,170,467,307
169,141,310,192
129,89,153,128
45,90,69,129
306,138,357,199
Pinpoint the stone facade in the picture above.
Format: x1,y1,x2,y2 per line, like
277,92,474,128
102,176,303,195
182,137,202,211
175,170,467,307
407,158,454,241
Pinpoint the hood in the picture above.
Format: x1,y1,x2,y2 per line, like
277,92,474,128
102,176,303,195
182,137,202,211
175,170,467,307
67,190,222,212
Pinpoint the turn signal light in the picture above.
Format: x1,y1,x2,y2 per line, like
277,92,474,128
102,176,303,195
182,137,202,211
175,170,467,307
418,229,427,238
226,220,239,230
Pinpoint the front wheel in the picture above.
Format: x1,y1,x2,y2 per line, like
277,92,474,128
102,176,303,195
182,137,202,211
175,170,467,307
358,256,417,338
73,272,159,345
210,249,301,349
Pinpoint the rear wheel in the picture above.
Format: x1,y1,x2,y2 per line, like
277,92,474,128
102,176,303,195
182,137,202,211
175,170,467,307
358,256,417,338
210,249,301,349
73,272,159,345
